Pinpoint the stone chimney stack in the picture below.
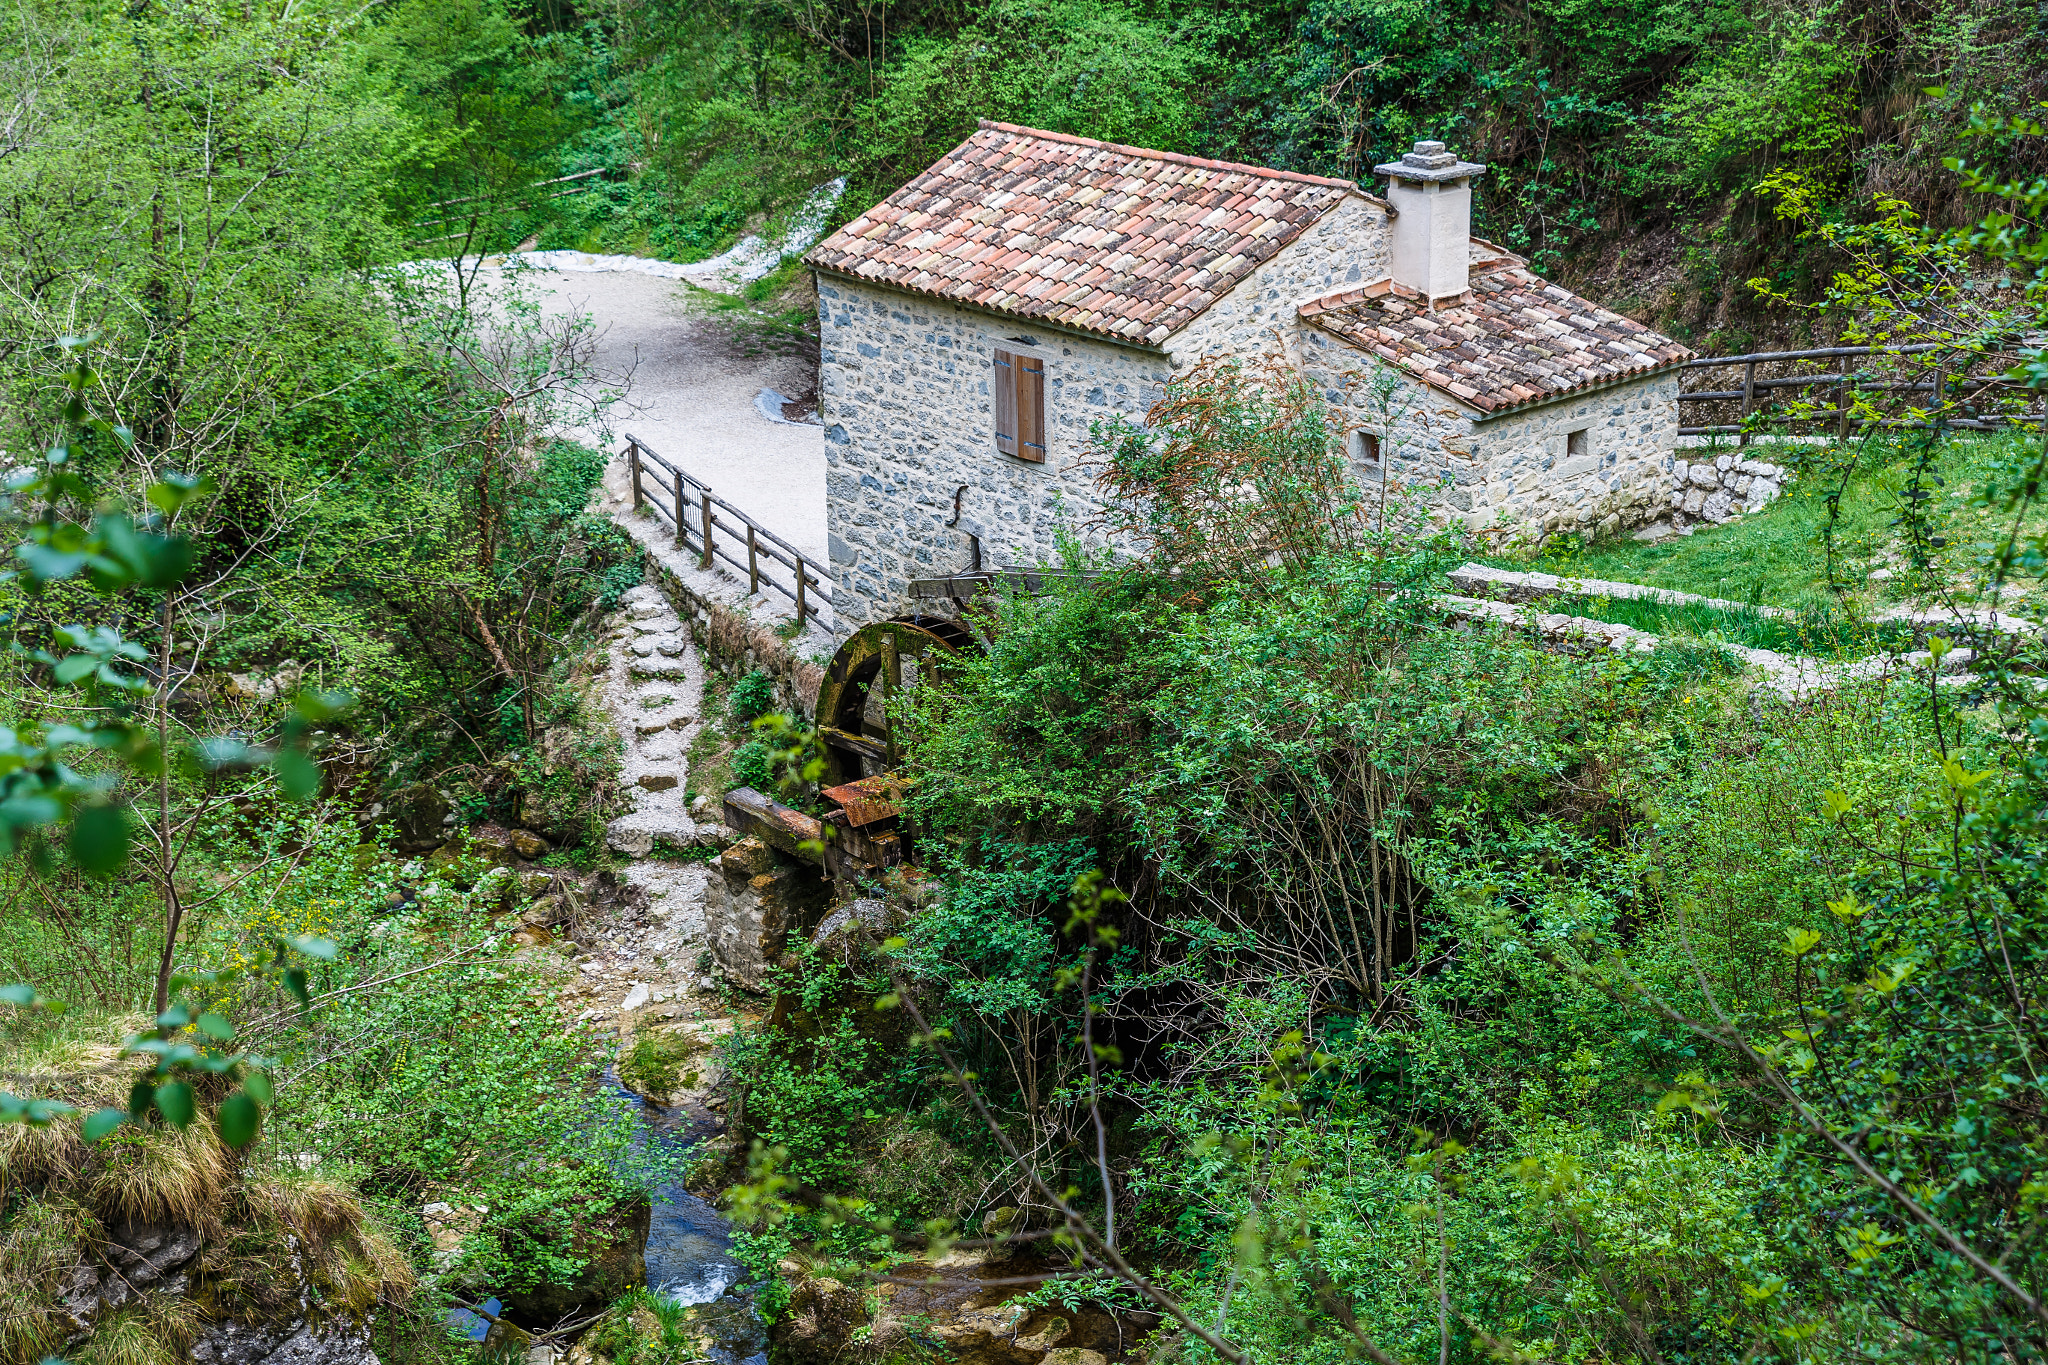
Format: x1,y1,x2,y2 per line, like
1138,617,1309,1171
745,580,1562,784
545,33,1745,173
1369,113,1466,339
1374,141,1487,302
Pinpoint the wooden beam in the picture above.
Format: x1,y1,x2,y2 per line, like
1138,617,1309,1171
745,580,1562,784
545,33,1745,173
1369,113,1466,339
723,787,823,863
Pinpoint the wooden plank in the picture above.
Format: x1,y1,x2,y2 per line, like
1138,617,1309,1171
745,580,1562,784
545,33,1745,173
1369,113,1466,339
819,725,887,761
993,349,1019,456
1017,353,1046,462
723,787,823,863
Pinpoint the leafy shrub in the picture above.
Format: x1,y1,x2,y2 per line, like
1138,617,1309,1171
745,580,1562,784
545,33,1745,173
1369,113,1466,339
729,738,774,792
723,992,896,1187
727,669,776,724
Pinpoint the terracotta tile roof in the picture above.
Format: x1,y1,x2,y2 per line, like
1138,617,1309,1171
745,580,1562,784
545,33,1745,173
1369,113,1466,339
1299,261,1695,416
805,120,1370,347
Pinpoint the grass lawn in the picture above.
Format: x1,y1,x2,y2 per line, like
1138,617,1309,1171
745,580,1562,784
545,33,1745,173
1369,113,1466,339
1484,428,2048,616
1546,592,1919,656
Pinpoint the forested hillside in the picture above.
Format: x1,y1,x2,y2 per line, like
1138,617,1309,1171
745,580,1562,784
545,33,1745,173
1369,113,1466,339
356,0,2046,345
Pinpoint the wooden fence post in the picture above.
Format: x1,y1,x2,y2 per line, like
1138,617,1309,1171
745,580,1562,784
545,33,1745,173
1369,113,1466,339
747,525,759,595
699,490,714,571
672,468,686,550
1837,373,1851,443
794,557,807,625
1931,364,1946,430
629,440,644,510
1740,361,1756,448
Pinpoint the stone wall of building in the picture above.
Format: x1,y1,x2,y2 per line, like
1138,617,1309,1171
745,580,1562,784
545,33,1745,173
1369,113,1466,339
1299,327,1682,542
1167,194,1392,364
1472,372,1681,540
1299,330,1483,520
816,277,1174,634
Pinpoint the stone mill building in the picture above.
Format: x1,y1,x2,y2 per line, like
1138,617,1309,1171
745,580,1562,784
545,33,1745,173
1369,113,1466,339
805,121,1695,634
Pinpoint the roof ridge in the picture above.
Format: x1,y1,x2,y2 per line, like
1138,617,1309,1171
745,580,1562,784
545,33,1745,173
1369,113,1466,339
974,119,1368,194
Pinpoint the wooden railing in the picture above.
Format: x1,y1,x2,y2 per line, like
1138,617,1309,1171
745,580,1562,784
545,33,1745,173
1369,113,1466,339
1677,341,2041,443
625,433,830,629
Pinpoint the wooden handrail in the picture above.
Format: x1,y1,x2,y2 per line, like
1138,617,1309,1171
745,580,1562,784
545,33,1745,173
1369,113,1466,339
1674,338,2039,440
623,433,832,628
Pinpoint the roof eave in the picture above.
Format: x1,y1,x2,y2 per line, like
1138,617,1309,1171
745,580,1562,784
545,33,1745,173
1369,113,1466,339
1297,311,1691,419
807,262,1177,354
1466,358,1691,421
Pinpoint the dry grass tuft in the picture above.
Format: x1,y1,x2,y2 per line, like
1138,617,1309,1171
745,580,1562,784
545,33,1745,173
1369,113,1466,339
0,1117,88,1194
85,1123,230,1235
247,1175,361,1247
0,1197,86,1363
72,1299,196,1365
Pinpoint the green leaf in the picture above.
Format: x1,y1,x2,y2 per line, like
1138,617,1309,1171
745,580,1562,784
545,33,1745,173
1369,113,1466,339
69,802,130,873
154,1081,195,1128
242,1070,274,1104
23,1098,77,1124
18,543,88,582
127,1077,155,1121
0,984,39,1007
288,935,337,962
195,1012,235,1042
82,1108,127,1141
272,747,319,802
216,1092,260,1149
52,654,96,684
283,968,309,1005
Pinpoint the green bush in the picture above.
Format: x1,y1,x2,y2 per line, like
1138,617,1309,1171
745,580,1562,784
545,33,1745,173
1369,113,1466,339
729,738,774,792
727,669,776,724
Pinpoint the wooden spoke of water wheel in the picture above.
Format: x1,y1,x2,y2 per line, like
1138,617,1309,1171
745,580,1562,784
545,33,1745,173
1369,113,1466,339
813,616,974,790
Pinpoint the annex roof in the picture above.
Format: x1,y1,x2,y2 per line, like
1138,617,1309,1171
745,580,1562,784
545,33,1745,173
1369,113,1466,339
1298,255,1695,417
805,120,1372,347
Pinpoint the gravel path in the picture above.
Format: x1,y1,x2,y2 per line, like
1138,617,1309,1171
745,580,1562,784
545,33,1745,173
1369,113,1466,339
476,263,827,564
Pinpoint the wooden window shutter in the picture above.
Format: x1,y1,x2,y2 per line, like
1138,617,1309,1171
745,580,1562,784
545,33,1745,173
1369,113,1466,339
992,350,1019,457
1016,352,1046,462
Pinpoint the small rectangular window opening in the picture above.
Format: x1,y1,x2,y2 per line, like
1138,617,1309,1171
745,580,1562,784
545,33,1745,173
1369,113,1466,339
1355,430,1382,466
1566,428,1590,459
992,347,1046,463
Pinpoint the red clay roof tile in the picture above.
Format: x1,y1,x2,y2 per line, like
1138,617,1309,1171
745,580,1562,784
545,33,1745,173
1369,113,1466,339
807,120,1368,346
1300,262,1694,415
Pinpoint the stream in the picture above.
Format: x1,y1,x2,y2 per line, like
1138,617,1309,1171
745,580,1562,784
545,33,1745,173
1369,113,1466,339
614,1079,769,1365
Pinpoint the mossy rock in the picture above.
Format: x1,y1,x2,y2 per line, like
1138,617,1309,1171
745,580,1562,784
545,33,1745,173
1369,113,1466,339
510,1196,649,1321
617,1030,705,1100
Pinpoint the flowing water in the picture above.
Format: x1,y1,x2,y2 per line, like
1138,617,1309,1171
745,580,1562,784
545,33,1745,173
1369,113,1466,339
610,1078,769,1365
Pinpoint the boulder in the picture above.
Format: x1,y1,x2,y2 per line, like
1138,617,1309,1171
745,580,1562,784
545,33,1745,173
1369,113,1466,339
539,727,581,776
509,829,552,859
382,784,452,853
467,825,522,863
809,898,902,967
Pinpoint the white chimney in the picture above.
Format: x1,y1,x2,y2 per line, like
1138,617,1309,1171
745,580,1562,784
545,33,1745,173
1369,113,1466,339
1374,141,1487,302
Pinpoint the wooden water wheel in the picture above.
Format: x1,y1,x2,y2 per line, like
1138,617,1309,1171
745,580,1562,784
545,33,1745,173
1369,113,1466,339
723,615,974,878
815,615,974,786
808,615,973,875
